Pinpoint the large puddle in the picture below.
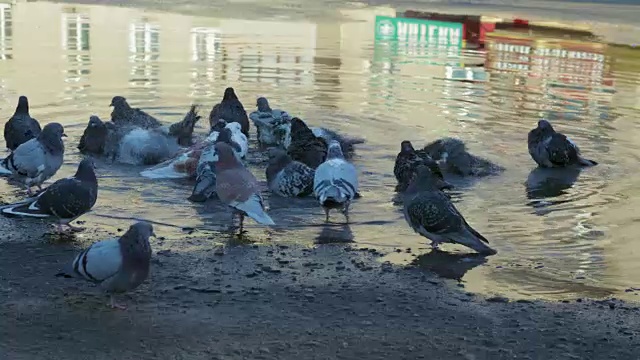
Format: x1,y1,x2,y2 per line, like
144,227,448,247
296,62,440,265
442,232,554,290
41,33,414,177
0,1,639,301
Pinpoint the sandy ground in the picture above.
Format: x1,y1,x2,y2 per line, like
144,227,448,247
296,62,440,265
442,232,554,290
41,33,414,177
1,216,639,360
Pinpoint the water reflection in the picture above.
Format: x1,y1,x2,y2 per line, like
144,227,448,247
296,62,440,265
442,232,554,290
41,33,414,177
0,3,11,60
0,1,638,302
412,250,488,282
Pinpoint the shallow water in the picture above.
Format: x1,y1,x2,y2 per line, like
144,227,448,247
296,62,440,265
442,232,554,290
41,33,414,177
0,0,639,301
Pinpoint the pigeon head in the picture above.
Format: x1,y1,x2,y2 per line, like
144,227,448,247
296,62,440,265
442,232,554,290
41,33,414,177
400,140,416,154
217,128,242,153
211,119,227,133
169,105,200,147
110,96,130,109
75,157,98,183
256,97,272,112
15,95,29,114
266,148,292,180
290,117,314,139
326,140,344,159
127,221,156,240
537,119,554,133
214,142,241,170
78,116,108,154
38,122,66,153
223,87,238,101
120,221,155,260
407,165,452,194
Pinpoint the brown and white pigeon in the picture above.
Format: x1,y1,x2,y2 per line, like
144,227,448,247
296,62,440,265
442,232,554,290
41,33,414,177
0,157,98,232
4,95,42,151
58,221,154,309
0,122,66,194
209,87,250,137
528,119,597,168
215,142,274,234
403,165,497,255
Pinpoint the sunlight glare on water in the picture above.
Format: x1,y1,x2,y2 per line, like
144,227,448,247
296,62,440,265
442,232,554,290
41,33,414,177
0,1,639,301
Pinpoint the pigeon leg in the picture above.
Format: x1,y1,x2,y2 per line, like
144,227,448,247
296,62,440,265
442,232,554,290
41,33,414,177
64,222,85,232
341,202,351,224
109,295,127,310
239,214,245,234
324,208,330,223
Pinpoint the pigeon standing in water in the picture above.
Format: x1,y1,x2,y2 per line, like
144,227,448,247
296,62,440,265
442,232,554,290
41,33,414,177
394,140,452,192
4,95,42,151
249,97,291,146
287,117,328,169
0,122,66,194
166,104,201,147
313,140,358,223
215,142,274,233
528,119,598,168
110,96,163,129
57,221,154,309
209,87,250,137
421,137,505,177
266,148,315,197
0,157,98,232
403,165,497,255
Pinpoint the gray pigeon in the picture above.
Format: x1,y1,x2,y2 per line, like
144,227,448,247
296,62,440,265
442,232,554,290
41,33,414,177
0,157,98,232
394,140,452,192
528,119,597,168
215,142,274,234
403,165,497,255
249,97,291,146
421,137,505,176
58,221,154,309
313,140,358,223
266,148,315,197
0,122,66,194
110,96,163,129
209,87,250,137
4,95,42,151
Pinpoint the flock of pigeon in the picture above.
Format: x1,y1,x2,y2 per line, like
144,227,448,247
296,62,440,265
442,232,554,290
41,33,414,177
0,88,598,308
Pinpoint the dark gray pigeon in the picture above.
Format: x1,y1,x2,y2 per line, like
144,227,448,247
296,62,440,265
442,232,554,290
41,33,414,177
528,119,597,168
4,95,42,151
266,148,315,197
310,127,365,158
0,157,98,232
421,137,505,177
58,221,154,309
287,117,327,169
403,165,497,255
209,87,250,137
313,140,358,223
394,140,452,192
249,97,291,146
78,115,110,155
110,96,163,129
0,122,66,194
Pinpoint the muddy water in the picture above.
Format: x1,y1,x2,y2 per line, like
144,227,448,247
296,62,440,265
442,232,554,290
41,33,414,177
0,1,639,301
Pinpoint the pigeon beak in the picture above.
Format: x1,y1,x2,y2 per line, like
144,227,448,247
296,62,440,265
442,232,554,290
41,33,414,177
151,231,157,238
61,133,68,138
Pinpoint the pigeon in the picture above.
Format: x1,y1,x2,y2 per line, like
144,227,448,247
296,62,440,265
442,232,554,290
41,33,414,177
4,95,42,151
78,115,110,156
166,104,201,147
0,157,98,232
209,87,250,137
421,137,505,176
0,122,66,194
266,148,315,197
110,96,163,129
528,119,598,168
58,221,154,309
188,127,243,202
215,142,274,233
287,117,328,169
402,165,497,255
249,97,292,146
310,127,365,157
313,140,358,223
394,140,452,192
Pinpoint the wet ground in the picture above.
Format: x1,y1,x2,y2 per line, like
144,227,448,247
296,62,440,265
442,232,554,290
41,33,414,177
1,0,640,358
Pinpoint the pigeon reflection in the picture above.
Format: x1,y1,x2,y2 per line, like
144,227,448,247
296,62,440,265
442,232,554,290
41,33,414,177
315,223,354,244
411,249,487,282
525,166,582,209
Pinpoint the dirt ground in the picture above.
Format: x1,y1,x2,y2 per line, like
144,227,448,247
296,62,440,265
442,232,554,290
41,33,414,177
0,216,638,360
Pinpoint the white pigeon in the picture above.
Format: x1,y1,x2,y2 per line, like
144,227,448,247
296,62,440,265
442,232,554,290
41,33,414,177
313,140,359,223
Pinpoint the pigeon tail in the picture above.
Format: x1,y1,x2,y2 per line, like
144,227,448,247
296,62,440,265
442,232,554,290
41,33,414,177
319,185,348,206
232,194,275,226
1,199,51,218
169,105,201,147
0,159,12,175
140,153,192,179
451,227,497,256
578,156,598,167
